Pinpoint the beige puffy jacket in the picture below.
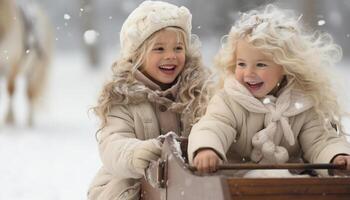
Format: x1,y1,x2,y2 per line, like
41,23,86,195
188,76,350,176
88,72,188,200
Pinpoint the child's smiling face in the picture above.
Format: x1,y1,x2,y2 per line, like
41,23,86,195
234,38,284,98
142,29,186,84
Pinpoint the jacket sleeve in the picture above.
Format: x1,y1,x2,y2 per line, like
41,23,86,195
96,105,143,179
188,92,239,164
298,109,350,176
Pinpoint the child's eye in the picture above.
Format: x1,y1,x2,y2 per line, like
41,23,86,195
237,62,246,67
257,63,267,67
175,46,184,51
153,47,164,51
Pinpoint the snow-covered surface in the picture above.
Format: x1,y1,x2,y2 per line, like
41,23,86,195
0,48,349,199
243,169,310,178
0,51,112,200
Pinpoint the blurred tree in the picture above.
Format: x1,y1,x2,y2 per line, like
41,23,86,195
80,0,100,67
301,0,317,29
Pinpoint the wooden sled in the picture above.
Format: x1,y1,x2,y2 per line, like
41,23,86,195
141,134,350,200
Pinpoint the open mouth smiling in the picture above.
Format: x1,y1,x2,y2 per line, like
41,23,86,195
246,81,264,90
159,64,176,74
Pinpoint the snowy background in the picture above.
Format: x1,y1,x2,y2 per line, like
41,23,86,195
1,0,350,200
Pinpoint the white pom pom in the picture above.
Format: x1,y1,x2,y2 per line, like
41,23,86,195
262,140,275,158
274,146,289,163
252,131,269,148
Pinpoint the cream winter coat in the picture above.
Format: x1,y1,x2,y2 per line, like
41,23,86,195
188,75,350,176
88,72,189,200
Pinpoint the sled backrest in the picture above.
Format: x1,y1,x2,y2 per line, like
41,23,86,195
142,135,350,200
226,177,350,200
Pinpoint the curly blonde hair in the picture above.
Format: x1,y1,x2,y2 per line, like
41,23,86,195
94,27,212,130
215,4,344,132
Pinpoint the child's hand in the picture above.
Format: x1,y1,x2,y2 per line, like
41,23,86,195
193,148,222,174
132,139,162,175
332,155,350,176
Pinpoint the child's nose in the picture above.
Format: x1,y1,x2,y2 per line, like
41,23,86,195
245,66,256,75
164,51,176,59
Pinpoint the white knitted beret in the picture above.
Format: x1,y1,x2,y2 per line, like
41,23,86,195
120,1,192,57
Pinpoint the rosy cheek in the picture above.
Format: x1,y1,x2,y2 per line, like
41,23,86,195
234,72,242,81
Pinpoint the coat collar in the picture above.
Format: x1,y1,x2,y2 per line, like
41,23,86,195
134,70,180,101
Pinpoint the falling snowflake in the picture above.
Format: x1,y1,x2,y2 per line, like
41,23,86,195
317,20,326,26
263,97,271,104
64,14,71,20
84,30,99,45
346,34,350,38
108,16,113,20
26,50,30,54
197,25,201,29
79,8,84,17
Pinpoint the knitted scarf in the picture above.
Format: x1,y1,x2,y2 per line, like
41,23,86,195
224,75,314,164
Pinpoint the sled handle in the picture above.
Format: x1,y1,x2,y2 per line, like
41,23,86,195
189,163,346,171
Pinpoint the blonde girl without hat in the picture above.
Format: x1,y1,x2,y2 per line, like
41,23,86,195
188,4,350,177
88,1,212,200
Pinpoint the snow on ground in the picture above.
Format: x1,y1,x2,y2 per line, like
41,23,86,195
0,44,349,200
0,50,113,200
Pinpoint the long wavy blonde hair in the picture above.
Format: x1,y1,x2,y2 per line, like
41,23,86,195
94,27,212,130
215,4,344,132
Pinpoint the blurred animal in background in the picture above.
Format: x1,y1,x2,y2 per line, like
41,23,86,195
0,0,53,126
